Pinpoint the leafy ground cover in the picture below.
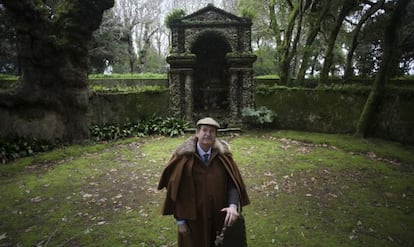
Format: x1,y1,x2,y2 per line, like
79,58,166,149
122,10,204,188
0,131,413,246
88,73,167,80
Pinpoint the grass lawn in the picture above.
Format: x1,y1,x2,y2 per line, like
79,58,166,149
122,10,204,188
0,131,413,246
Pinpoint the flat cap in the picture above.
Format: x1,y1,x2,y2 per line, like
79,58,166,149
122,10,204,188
196,117,220,128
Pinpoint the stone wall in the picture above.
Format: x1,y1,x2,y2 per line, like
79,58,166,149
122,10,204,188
89,91,169,125
255,88,414,145
0,107,65,140
256,88,366,133
88,87,413,145
2,79,412,145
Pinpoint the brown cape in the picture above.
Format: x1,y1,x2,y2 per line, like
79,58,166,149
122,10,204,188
157,136,250,220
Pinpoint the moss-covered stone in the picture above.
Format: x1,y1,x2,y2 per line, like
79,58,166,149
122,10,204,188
89,91,169,125
256,88,414,145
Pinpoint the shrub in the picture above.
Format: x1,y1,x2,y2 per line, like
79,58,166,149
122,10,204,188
0,137,58,164
254,74,280,80
90,116,189,142
242,106,277,128
1,117,189,163
91,84,167,93
164,9,186,28
88,73,167,80
0,74,18,80
240,7,256,20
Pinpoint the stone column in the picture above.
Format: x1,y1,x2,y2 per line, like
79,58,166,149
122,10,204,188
183,69,194,122
229,68,240,125
241,69,255,109
244,28,252,52
166,54,196,118
168,69,182,116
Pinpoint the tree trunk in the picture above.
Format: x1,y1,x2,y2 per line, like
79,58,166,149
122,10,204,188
354,0,410,138
0,0,114,142
126,32,137,73
287,4,304,86
320,0,357,83
268,1,283,80
297,1,331,82
343,0,385,80
137,25,158,73
279,4,299,85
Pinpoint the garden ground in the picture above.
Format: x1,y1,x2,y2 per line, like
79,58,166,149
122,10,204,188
0,130,413,246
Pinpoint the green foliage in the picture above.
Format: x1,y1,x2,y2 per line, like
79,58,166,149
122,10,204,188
0,137,59,164
394,74,414,80
0,6,18,75
242,106,277,127
255,74,280,79
1,117,188,163
148,116,190,137
255,84,281,95
253,47,278,76
240,6,256,20
254,82,395,94
88,9,127,74
90,84,167,93
90,124,136,141
0,74,18,80
267,130,414,165
90,116,189,141
89,73,167,80
164,9,186,28
89,73,168,93
142,47,169,74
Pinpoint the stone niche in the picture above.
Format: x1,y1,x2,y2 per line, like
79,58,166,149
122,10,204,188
167,4,256,127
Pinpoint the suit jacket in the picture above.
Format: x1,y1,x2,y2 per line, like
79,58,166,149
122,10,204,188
157,136,250,220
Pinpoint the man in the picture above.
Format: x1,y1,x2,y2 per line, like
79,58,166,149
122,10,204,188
158,117,250,247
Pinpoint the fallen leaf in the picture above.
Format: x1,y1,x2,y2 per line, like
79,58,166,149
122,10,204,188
328,193,338,198
113,194,123,199
384,192,396,199
83,194,93,198
30,196,42,203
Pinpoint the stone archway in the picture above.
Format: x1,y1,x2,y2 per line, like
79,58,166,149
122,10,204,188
191,31,231,119
166,4,256,127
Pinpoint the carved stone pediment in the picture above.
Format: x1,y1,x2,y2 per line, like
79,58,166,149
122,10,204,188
182,4,245,24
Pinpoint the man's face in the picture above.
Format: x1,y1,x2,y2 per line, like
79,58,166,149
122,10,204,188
195,125,217,150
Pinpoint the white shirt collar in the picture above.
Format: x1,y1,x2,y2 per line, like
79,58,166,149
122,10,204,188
196,142,211,156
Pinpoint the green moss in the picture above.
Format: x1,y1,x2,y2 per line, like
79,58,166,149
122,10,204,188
89,73,167,80
91,84,168,93
0,74,18,80
1,132,413,246
255,74,280,79
267,130,414,164
164,9,186,28
0,142,110,176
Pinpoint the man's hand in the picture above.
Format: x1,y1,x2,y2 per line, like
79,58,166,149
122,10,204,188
221,205,239,226
177,222,190,235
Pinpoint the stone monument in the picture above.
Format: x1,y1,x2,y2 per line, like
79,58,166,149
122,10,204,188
167,4,256,127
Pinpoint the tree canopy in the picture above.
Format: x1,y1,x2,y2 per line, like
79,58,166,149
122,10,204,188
0,0,413,142
1,0,413,80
